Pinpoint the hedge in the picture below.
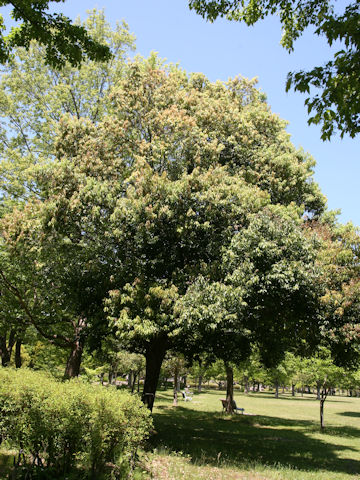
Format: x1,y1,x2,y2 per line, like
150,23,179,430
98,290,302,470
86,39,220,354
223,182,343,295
0,368,152,478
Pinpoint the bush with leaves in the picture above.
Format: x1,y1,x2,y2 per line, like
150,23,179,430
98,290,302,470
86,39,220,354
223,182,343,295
0,368,152,478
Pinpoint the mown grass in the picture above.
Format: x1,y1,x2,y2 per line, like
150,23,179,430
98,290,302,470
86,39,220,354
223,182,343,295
145,389,360,480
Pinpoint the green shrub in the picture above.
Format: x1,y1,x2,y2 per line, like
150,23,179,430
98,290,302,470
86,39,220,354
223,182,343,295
0,368,152,478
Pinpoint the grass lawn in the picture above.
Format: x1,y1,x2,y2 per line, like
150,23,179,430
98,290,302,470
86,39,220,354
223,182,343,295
145,389,360,480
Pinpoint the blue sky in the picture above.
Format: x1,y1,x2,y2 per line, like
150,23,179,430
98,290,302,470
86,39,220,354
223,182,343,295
4,0,360,225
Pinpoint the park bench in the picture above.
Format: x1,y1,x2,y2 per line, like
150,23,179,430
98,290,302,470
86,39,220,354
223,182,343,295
221,399,245,414
182,391,192,401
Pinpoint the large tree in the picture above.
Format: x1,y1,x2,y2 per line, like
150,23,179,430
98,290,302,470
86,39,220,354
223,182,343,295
0,1,111,67
1,57,326,407
189,0,360,141
102,59,325,409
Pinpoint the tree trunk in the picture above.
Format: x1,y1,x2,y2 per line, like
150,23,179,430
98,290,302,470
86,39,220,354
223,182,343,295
198,374,203,393
173,365,179,406
320,399,325,429
64,337,85,379
316,384,321,400
319,387,329,429
64,318,87,379
225,364,234,414
142,335,168,411
128,371,133,388
131,373,137,393
291,383,295,396
0,330,16,367
244,376,249,394
274,382,279,398
15,339,22,368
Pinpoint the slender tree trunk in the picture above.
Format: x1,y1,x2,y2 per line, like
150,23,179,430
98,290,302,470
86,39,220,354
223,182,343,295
128,371,133,388
198,374,203,393
15,339,22,368
320,399,325,429
244,376,249,394
274,382,279,398
132,373,137,393
316,384,321,400
173,365,179,406
142,335,168,411
320,387,328,429
291,383,295,396
225,363,234,414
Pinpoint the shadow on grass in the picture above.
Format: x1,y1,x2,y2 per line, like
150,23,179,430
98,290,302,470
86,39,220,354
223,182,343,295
177,389,350,403
243,392,350,403
338,411,360,418
150,405,360,477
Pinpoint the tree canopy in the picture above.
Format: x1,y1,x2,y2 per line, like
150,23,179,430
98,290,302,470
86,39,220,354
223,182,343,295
189,0,360,141
0,1,112,67
0,46,358,409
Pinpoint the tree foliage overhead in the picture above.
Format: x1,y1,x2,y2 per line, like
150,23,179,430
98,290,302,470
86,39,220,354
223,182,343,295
0,1,112,67
189,0,360,140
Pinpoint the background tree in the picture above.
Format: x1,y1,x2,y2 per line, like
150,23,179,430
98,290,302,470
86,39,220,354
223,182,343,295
312,219,360,369
0,11,134,378
302,348,343,428
235,353,266,393
162,353,187,405
0,1,111,67
267,363,289,398
189,0,360,140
